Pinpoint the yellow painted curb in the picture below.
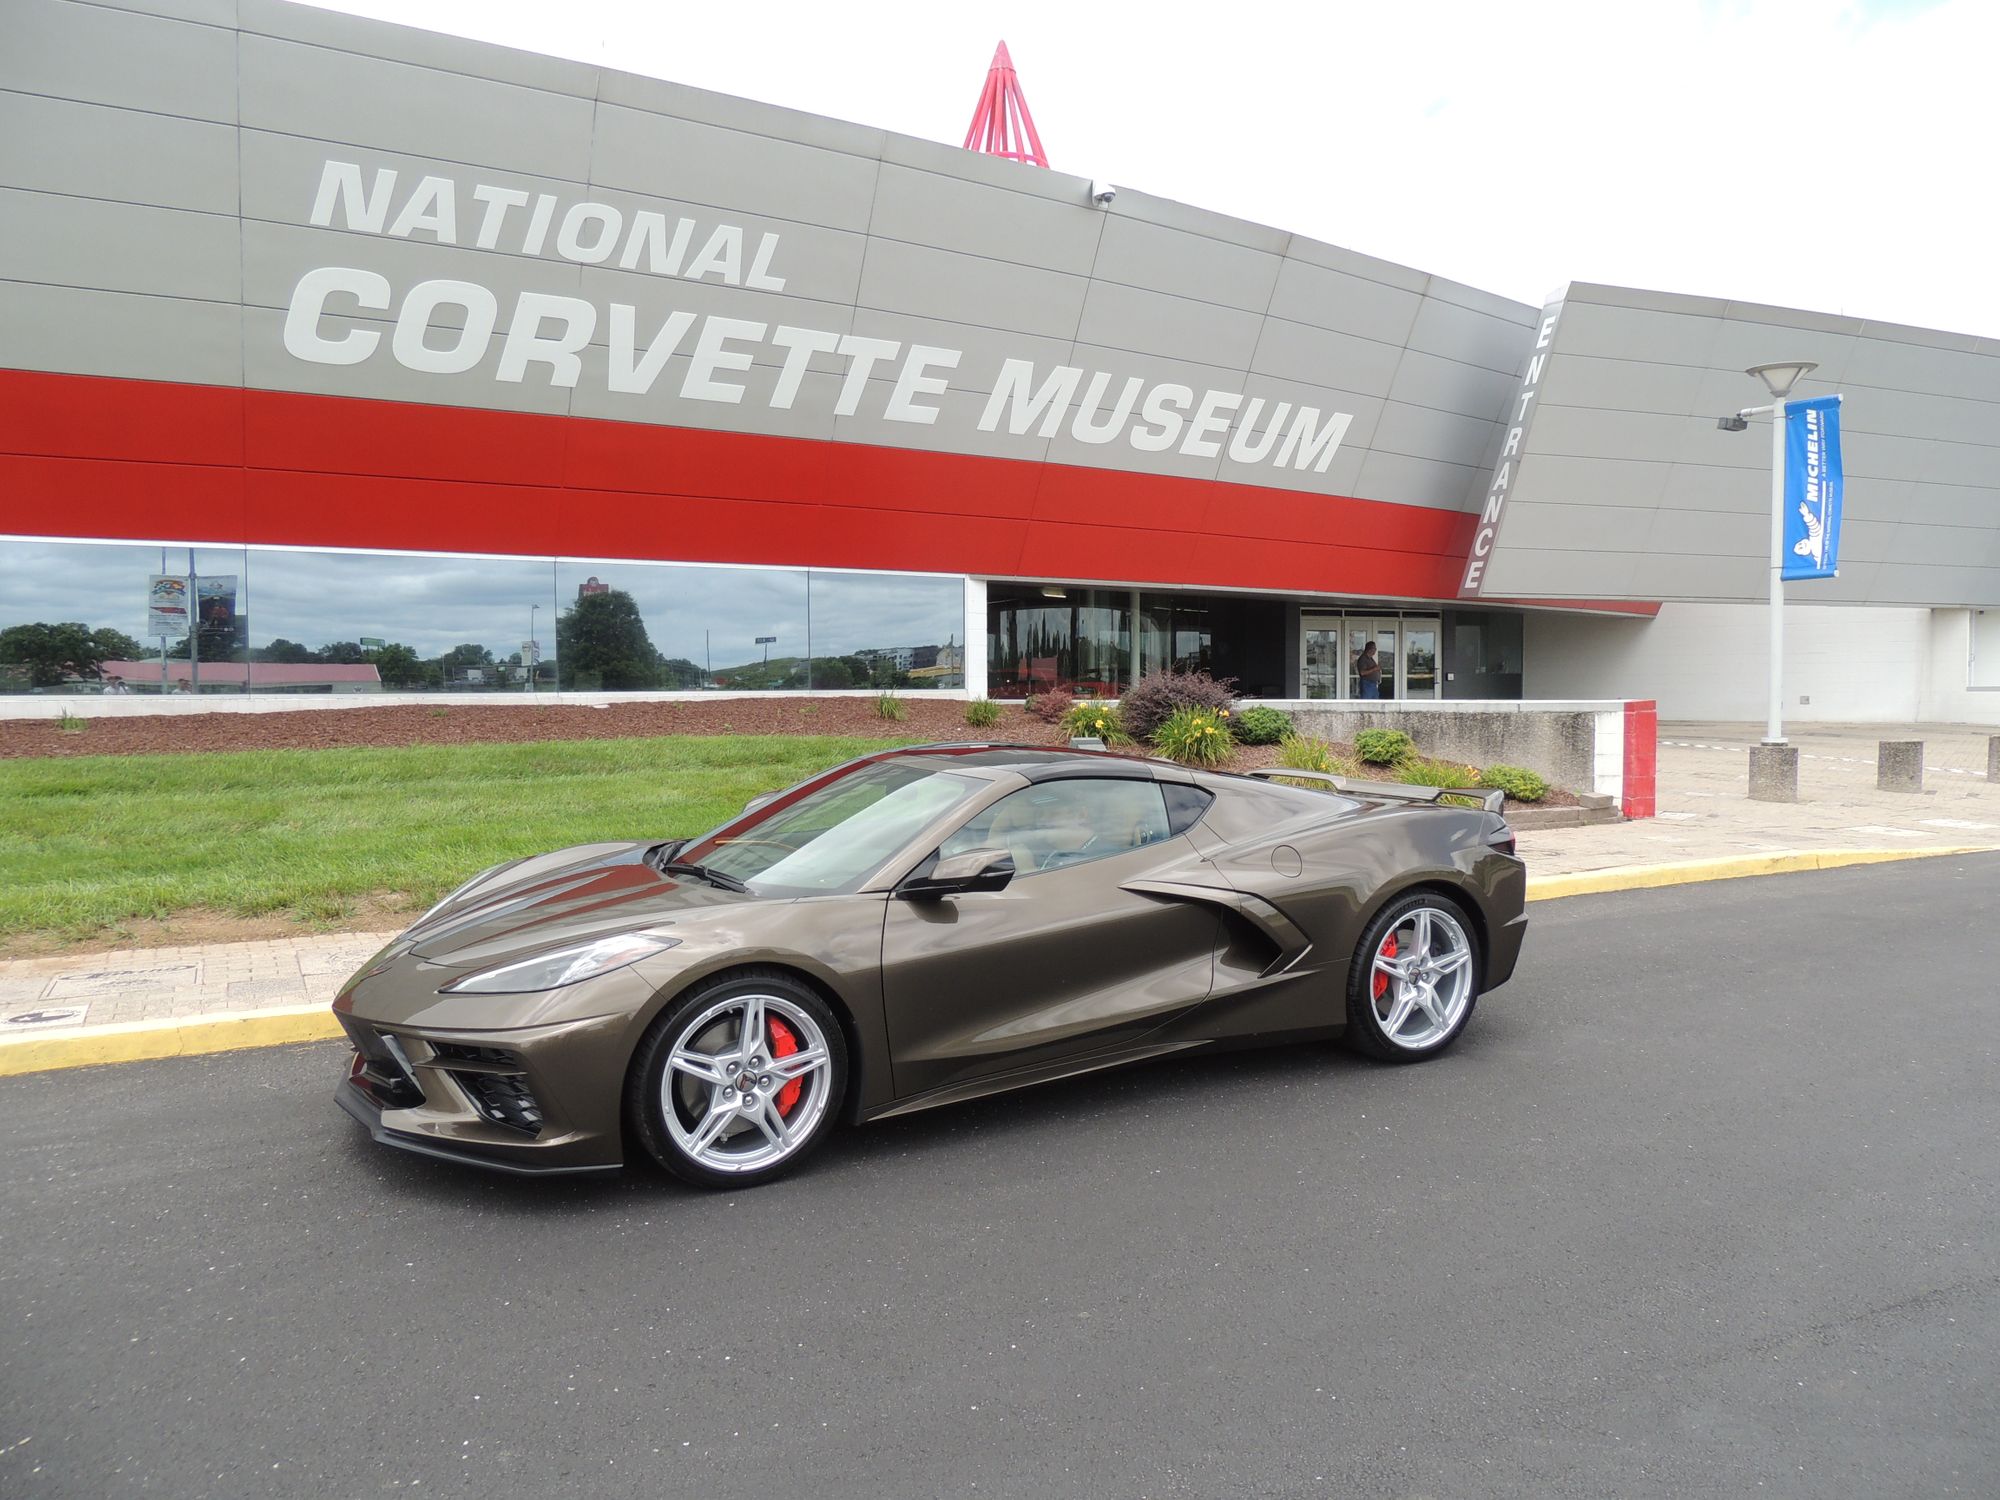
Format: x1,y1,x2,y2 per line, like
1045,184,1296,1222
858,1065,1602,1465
1526,844,1997,902
0,1004,343,1078
5,843,1994,1077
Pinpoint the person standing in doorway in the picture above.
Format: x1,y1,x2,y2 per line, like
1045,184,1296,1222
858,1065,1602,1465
1357,641,1382,699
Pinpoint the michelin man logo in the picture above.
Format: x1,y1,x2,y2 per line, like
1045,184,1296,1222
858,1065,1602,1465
1793,502,1824,566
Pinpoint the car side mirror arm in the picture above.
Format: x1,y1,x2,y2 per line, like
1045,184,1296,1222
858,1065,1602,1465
896,847,1016,900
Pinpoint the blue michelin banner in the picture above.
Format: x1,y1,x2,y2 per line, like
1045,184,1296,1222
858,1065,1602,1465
1782,395,1844,581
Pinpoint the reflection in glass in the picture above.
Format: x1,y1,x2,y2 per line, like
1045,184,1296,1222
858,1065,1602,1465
986,584,1131,698
0,539,249,694
557,560,808,691
247,549,558,692
807,572,964,690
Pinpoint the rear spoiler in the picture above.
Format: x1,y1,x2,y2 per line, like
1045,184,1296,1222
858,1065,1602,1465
1243,767,1507,816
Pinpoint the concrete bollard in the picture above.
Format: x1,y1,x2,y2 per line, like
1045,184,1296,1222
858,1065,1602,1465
1989,735,1999,784
1748,744,1799,803
1877,740,1924,793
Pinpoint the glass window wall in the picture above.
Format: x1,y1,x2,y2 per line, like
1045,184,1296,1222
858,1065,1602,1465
1,538,963,696
986,584,1132,699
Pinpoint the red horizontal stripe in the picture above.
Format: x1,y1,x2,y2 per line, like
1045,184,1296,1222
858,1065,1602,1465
0,368,1654,611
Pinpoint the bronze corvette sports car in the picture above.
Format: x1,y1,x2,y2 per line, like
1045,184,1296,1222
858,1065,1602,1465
335,743,1527,1186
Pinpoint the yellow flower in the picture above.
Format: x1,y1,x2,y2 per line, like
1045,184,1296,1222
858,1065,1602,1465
1220,709,1231,718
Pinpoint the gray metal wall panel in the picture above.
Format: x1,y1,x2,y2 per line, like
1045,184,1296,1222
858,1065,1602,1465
1349,451,1480,511
1479,288,2000,606
4,0,237,121
242,219,588,330
1266,258,1422,348
1385,348,1519,422
591,103,880,236
1090,215,1280,314
240,305,572,414
238,34,597,184
1404,295,1537,376
0,280,242,384
0,91,237,213
1371,401,1495,471
0,188,240,303
858,238,1087,344
1076,280,1263,368
868,162,1101,278
849,310,1071,397
1249,315,1403,397
236,0,600,98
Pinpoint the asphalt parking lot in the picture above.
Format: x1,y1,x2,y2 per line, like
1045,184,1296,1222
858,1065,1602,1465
3,855,1996,1499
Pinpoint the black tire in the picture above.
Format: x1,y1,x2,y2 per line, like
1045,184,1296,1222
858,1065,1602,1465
1343,890,1483,1063
627,967,848,1189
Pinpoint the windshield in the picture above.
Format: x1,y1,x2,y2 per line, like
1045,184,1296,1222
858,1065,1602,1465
677,761,983,895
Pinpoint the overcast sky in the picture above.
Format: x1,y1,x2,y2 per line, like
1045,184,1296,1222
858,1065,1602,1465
303,0,1993,338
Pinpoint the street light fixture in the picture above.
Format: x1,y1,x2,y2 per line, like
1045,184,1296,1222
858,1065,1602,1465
1724,360,1817,748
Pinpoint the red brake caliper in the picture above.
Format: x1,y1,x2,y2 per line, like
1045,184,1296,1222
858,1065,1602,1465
1372,933,1398,1001
768,1017,803,1116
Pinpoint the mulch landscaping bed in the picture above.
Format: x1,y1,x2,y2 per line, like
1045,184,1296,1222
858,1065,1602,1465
2,697,1049,759
0,697,1578,807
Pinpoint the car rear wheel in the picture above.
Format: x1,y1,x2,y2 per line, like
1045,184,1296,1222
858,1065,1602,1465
1344,892,1481,1062
628,969,847,1188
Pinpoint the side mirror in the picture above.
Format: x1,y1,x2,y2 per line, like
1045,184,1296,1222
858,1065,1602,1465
897,847,1015,900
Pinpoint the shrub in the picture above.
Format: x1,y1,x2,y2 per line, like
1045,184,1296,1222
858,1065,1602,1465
1399,755,1481,790
1276,734,1358,778
1061,700,1134,745
873,692,908,722
1230,705,1293,745
1482,763,1549,803
1118,668,1236,742
1153,705,1232,767
1353,728,1416,765
963,698,1002,729
1024,689,1074,724
56,710,86,734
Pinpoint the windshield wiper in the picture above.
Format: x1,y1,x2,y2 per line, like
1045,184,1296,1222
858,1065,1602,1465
661,859,749,893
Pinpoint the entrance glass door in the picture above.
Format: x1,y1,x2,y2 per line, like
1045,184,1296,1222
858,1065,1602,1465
1301,616,1342,699
1403,618,1440,699
1347,620,1397,700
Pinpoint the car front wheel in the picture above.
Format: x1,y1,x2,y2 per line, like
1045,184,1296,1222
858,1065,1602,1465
628,969,847,1188
1344,892,1481,1062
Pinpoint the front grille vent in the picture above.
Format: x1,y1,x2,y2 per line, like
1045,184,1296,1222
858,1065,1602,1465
430,1043,544,1135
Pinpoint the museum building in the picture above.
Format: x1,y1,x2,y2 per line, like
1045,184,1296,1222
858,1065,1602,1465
3,0,1999,720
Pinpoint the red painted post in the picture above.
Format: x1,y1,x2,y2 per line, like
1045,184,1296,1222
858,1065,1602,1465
1621,699,1657,819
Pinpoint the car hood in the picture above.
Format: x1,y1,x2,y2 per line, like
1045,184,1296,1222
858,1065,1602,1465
401,841,760,971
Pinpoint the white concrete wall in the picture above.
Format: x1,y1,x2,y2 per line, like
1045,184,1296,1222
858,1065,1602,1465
1919,609,2000,724
1524,601,1941,722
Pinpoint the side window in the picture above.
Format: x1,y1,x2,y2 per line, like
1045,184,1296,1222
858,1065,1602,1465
1162,784,1214,836
940,779,1173,874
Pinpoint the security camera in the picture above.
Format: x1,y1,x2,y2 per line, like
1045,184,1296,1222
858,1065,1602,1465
1090,180,1116,206
1716,414,1749,432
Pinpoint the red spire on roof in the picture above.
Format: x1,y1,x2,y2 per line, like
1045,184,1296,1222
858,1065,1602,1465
962,40,1049,168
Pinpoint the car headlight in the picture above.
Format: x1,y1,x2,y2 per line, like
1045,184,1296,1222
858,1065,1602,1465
413,863,512,928
439,934,680,995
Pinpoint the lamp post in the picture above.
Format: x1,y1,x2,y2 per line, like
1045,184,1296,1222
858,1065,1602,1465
528,604,538,694
1742,361,1817,746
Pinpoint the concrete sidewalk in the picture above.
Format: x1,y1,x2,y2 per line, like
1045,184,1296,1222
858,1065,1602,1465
4,719,1994,1072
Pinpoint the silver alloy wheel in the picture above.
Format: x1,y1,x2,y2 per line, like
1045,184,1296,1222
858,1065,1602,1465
1368,905,1475,1051
661,990,834,1175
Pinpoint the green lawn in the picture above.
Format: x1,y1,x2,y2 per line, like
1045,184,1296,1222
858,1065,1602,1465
0,735,912,944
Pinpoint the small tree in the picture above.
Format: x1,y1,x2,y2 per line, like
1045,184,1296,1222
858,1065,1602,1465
557,588,660,690
0,622,144,687
372,643,423,687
